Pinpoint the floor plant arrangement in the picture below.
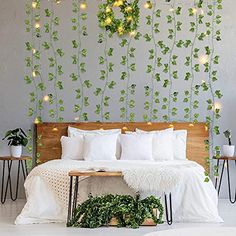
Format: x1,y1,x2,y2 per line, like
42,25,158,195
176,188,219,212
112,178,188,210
67,194,164,229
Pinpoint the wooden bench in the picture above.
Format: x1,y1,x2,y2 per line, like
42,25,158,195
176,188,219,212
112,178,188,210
67,171,173,226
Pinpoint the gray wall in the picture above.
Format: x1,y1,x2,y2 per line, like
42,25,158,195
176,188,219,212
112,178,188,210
0,0,236,199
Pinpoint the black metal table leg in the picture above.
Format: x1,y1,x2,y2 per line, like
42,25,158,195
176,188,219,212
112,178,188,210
216,160,225,195
1,159,29,204
67,176,73,225
226,160,236,204
1,160,13,204
214,159,220,189
165,193,173,225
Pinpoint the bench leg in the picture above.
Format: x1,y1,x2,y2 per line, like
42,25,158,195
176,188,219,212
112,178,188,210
67,176,73,225
165,193,173,225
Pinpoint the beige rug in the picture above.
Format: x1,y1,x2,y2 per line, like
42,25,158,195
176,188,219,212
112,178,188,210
144,227,236,236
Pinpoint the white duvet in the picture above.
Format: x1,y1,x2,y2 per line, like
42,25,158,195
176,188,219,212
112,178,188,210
15,160,222,224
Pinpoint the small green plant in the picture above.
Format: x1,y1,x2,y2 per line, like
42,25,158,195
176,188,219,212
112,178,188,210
223,129,232,146
2,128,28,146
67,194,164,229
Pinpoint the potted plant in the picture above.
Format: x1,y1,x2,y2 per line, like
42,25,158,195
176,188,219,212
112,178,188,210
2,128,28,158
223,130,235,157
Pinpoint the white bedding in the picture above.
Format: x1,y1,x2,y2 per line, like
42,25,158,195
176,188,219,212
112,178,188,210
15,160,222,224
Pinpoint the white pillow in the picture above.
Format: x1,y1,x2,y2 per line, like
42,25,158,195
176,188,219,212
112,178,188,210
136,128,174,161
83,133,118,161
173,130,187,160
120,134,153,161
68,126,121,159
60,136,84,160
68,126,121,137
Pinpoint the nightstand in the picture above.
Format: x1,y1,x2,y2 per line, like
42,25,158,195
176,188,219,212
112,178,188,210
214,156,236,204
0,156,31,204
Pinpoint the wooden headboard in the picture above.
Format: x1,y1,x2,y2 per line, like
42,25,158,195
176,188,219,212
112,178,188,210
35,122,209,170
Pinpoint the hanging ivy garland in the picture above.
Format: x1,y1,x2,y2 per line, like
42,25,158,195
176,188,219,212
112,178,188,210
97,0,140,36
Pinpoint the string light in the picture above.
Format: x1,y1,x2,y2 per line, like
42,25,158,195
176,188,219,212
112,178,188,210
32,1,37,9
32,48,36,54
199,55,209,64
52,127,58,132
147,122,152,125
169,8,175,12
80,2,87,10
201,80,206,84
55,0,61,4
35,22,40,29
43,95,50,102
32,71,36,78
189,123,194,127
74,117,80,121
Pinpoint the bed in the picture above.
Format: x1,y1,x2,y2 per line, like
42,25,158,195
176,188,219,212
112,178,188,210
15,122,222,224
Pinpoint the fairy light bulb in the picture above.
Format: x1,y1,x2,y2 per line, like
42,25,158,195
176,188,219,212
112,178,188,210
35,22,40,29
43,95,49,102
55,0,61,4
125,6,132,12
74,117,80,121
105,17,112,25
169,8,175,12
117,0,123,6
127,16,133,22
201,80,206,84
32,48,36,54
129,31,136,37
32,71,36,78
192,8,197,14
106,7,111,13
199,55,208,64
80,2,87,10
144,2,152,9
32,1,37,8
214,102,222,110
34,117,40,124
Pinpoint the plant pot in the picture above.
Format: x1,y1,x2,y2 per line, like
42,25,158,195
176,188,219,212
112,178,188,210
10,145,22,158
222,145,235,157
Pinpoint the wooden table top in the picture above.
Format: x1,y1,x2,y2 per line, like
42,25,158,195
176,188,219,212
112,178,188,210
213,156,236,161
0,156,31,161
69,171,123,177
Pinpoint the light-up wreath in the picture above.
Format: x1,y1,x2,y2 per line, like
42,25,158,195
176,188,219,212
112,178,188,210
97,0,140,36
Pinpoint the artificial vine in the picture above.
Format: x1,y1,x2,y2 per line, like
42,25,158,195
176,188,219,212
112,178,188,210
119,34,140,122
67,194,164,229
44,1,65,121
97,0,140,36
71,0,89,121
143,1,161,122
95,32,116,121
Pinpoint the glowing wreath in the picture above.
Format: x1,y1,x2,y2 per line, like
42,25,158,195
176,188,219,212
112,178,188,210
97,0,140,36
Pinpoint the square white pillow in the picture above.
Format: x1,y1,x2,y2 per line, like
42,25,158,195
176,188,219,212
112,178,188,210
120,133,153,161
68,126,121,159
83,133,119,161
173,130,187,160
136,128,174,161
68,126,121,137
61,136,84,160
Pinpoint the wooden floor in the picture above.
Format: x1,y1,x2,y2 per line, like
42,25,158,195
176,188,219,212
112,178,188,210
0,199,235,236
